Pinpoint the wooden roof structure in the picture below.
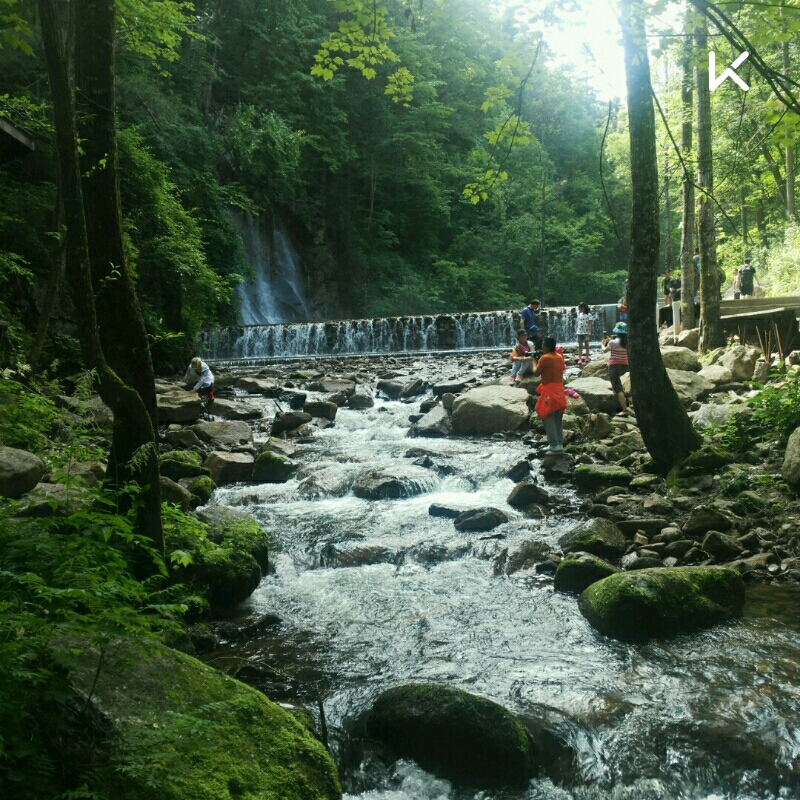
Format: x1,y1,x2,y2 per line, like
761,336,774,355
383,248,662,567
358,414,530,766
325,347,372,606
0,117,35,163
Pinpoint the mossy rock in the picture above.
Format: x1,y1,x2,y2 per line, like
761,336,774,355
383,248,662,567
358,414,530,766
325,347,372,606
366,683,532,786
252,451,298,483
559,518,627,561
554,552,619,594
680,444,735,475
159,450,211,481
67,641,341,800
573,464,632,489
185,474,216,506
578,566,745,642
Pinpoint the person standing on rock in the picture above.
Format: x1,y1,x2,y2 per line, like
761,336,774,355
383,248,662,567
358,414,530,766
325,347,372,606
532,336,567,452
184,357,215,405
740,258,756,298
576,302,592,365
519,299,541,346
601,323,629,417
509,329,535,384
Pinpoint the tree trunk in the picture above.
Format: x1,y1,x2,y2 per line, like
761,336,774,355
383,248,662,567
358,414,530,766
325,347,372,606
37,0,163,557
621,0,701,471
695,16,724,350
784,36,796,219
680,3,696,328
663,154,671,275
73,0,163,546
740,187,748,255
756,197,767,247
761,144,787,211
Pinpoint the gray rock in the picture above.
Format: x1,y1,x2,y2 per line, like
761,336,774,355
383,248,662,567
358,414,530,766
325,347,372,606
203,452,254,485
693,402,748,431
159,451,209,481
617,518,669,539
283,391,307,410
400,379,425,398
409,405,451,438
442,392,457,412
660,345,700,371
298,470,350,498
17,481,92,516
156,391,204,424
676,328,699,350
252,451,298,483
580,356,610,379
542,451,573,476
505,540,553,574
697,364,734,386
432,379,469,396
376,379,404,399
348,393,375,409
353,466,436,500
567,377,621,415
702,530,744,560
663,539,695,559
573,464,632,489
209,397,263,420
622,369,714,406
454,507,509,532
683,505,733,537
304,401,338,421
782,426,800,490
429,503,463,519
309,378,355,396
503,459,530,483
235,376,281,396
165,427,204,448
260,437,297,458
192,420,253,448
587,412,613,440
451,385,531,435
271,411,312,436
718,346,759,381
752,360,771,384
554,552,618,593
559,518,627,561
159,476,192,512
507,481,550,508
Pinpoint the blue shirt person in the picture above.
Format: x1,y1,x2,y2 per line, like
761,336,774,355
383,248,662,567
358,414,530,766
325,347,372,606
520,300,541,338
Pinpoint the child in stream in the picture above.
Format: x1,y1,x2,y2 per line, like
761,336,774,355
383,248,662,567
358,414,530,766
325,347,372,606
509,329,535,384
533,336,567,452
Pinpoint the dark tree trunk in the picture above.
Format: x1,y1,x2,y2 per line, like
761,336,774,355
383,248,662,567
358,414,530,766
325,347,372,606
621,0,701,471
694,16,724,350
37,0,163,556
761,144,788,210
73,0,162,545
680,4,696,329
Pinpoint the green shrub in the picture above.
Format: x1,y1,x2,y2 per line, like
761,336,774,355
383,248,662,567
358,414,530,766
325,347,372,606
748,374,800,444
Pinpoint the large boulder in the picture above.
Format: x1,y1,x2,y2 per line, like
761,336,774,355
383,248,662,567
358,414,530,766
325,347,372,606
192,420,253,448
580,356,610,379
348,393,375,410
203,452,254,485
554,552,619,594
676,328,700,350
453,507,508,532
235,376,281,396
697,364,734,386
578,566,745,642
159,476,192,512
159,450,210,481
408,405,451,438
353,466,437,500
194,505,270,573
682,505,733,537
165,426,203,448
366,684,533,786
693,402,747,431
660,345,700,371
271,411,312,436
208,397,262,420
157,390,204,424
376,379,404,399
309,378,355,397
507,482,550,508
622,369,713,406
573,463,632,489
0,447,46,498
432,378,469,396
304,400,338,421
252,451,298,483
718,346,758,381
451,385,531,435
783,426,800,490
567,377,620,415
559,518,627,561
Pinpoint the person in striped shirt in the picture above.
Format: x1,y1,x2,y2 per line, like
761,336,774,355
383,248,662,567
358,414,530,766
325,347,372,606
601,322,629,417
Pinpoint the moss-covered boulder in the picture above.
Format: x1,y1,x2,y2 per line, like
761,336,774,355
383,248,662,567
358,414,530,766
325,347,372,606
578,566,745,642
559,518,627,561
196,506,270,573
554,552,619,594
366,684,532,786
680,444,734,475
68,641,341,800
252,450,298,483
573,463,632,489
159,450,210,481
183,474,216,506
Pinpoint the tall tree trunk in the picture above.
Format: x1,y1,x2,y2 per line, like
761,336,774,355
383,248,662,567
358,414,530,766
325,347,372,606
740,187,748,255
73,0,162,546
621,0,701,471
37,0,163,556
663,154,671,275
756,196,767,247
784,39,796,219
695,16,724,350
680,3,696,328
761,144,787,211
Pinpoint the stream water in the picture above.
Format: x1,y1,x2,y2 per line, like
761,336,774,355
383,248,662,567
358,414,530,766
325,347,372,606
202,362,800,800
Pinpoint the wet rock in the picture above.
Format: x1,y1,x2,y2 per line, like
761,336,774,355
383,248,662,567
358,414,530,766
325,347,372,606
303,400,338,421
366,684,533,786
209,397,263,420
309,378,356,396
203,452,254,485
181,474,216,506
192,420,253,448
194,506,269,572
663,539,695,559
507,482,550,508
731,552,780,576
271,411,312,436
681,444,734,473
49,459,106,488
573,464,632,489
408,405,451,438
159,476,192,512
260,437,297,458
166,426,204,449
782,426,800,490
580,356,609,379
503,459,530,482
701,530,744,560
542,451,573,477
454,507,509,532
159,450,210,481
432,378,469,396
235,376,282,396
419,398,439,413
156,390,204,424
298,470,350,498
587,412,613,440
683,505,733,537
578,566,745,642
660,345,700,371
630,474,659,490
451,385,531,435
621,553,664,571
718,345,758,381
319,543,399,569
186,623,217,654
554,552,618,593
326,391,349,407
442,392,457,412
252,451,298,483
504,540,552,574
281,391,307,410
400,378,425,399
376,379,403,399
559,518,627,561
567,377,620,415
353,466,436,500
617,518,669,539
428,503,463,519
348,393,374,410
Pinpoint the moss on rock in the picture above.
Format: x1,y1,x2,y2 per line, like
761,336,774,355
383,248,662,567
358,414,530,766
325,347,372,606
558,518,627,561
159,450,211,481
573,463,632,489
366,683,532,786
578,566,745,642
185,474,216,506
554,552,618,594
252,450,298,483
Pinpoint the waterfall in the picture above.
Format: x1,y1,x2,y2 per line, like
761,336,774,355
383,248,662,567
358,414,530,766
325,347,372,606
231,213,312,325
199,304,618,360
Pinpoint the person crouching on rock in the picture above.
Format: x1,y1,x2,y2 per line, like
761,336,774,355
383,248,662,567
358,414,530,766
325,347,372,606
185,356,215,404
509,329,535,385
601,322,629,417
533,336,567,452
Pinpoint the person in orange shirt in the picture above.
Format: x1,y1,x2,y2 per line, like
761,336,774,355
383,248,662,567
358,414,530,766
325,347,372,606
533,336,567,452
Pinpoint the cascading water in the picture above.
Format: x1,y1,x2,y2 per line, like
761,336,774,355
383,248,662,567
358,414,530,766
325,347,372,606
231,212,313,325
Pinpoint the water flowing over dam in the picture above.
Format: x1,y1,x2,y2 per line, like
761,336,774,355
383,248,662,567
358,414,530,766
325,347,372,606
200,305,620,360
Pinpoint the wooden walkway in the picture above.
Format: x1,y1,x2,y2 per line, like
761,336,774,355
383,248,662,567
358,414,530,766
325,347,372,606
719,296,800,353
0,118,35,163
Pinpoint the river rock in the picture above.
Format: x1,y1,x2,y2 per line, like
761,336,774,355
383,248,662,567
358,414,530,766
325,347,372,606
49,459,106,488
319,543,399,569
617,518,669,539
408,405,451,437
451,385,531,435
554,552,618,593
507,482,550,508
181,474,216,506
573,464,632,489
587,413,613,440
542,451,573,476
235,376,281,396
622,369,714,406
348,393,375,409
683,505,733,537
503,459,530,482
208,397,262,420
156,390,204,424
504,540,552,574
400,378,425,398
660,345,700,371
260,437,297,458
304,400,338,421
676,328,699,350
718,346,758,381
17,482,92,516
432,378,469,396
352,466,436,500
697,364,734,386
366,684,533,786
271,411,312,436
283,391,307,410
681,444,734,473
454,507,509,532
192,420,253,448
203,452,254,485
559,518,627,561
429,503,464,519
252,451,298,483
442,392,456,412
159,450,210,481
376,379,403,399
165,426,203,448
194,506,269,571
702,530,744,560
310,378,355,396
581,355,609,379
578,566,745,642
782,426,800,490
567,377,620,414
159,476,192,512
693,401,746,431
298,470,350,498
